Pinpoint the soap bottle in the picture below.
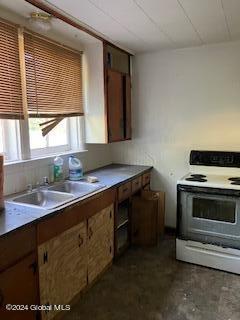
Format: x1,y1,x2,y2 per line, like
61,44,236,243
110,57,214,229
69,156,83,181
53,156,64,182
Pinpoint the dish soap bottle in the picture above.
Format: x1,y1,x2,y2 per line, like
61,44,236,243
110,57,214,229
69,156,83,181
53,156,64,182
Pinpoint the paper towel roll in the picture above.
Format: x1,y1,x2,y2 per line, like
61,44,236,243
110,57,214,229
0,154,4,211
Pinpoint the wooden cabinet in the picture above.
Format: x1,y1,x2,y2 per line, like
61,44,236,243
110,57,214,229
0,253,38,320
84,42,131,144
107,69,124,142
37,194,115,319
106,44,132,143
132,176,142,194
38,221,87,320
142,172,151,187
118,181,132,203
88,204,114,284
107,69,132,143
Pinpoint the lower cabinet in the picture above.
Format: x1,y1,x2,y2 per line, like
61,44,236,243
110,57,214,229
38,204,114,320
0,252,38,320
88,204,114,284
38,221,87,320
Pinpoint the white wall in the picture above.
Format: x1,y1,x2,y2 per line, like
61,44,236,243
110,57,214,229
111,40,240,227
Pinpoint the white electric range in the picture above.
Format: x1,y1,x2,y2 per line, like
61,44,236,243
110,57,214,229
176,150,240,274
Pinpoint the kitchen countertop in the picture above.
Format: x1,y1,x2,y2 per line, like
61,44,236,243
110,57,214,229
0,164,152,238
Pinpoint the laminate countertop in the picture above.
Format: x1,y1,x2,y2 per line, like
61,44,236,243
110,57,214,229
0,164,152,238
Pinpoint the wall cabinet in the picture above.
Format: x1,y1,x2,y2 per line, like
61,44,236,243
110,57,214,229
0,253,38,320
84,41,131,144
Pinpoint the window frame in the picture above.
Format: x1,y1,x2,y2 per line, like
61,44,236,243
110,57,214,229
1,116,85,163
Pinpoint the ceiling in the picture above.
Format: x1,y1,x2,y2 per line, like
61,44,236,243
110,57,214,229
41,0,240,53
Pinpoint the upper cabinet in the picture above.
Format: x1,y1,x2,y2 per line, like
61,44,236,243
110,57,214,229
84,42,132,144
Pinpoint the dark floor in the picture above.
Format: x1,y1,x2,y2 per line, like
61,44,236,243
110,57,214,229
63,235,240,320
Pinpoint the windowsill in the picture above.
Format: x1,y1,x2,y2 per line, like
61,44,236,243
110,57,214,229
4,149,88,167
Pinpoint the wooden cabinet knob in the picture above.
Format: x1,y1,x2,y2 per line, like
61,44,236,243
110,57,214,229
78,234,84,247
88,227,93,240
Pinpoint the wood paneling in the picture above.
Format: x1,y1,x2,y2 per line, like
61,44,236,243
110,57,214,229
107,69,124,142
118,182,132,203
131,176,142,194
38,221,87,320
0,252,38,320
37,188,116,244
0,225,36,272
88,204,114,284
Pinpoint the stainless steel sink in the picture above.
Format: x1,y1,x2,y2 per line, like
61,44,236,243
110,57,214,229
11,190,74,209
48,181,105,197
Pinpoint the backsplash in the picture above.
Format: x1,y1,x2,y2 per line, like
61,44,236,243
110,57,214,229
4,144,112,196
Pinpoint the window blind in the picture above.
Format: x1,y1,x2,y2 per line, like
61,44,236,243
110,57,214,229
0,20,24,119
24,32,84,118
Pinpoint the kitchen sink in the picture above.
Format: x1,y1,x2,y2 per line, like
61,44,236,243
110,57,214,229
48,181,105,197
11,190,74,209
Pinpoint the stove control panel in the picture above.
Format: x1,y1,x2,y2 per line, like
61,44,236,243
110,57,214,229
190,150,240,168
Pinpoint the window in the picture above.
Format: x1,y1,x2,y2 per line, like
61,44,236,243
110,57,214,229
29,118,70,155
0,19,85,163
0,116,83,162
0,119,20,161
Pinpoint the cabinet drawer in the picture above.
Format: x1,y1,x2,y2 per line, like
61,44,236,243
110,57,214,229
118,182,131,203
131,176,142,194
142,172,151,186
0,226,36,272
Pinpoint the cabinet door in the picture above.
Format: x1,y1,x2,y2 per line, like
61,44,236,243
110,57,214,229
88,204,114,284
107,69,124,142
38,221,87,320
0,253,38,320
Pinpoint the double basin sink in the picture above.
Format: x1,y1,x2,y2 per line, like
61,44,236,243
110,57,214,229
8,181,105,210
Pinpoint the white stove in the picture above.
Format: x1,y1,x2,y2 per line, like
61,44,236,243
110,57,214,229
176,150,240,275
178,173,240,190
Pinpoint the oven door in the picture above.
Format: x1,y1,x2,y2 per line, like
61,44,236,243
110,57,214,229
177,185,240,249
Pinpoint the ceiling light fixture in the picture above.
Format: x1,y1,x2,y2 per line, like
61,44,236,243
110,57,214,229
28,12,52,32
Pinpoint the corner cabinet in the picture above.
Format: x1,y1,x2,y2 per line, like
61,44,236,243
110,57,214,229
84,41,132,143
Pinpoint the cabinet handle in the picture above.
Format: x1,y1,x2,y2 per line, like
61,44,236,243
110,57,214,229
78,234,84,247
0,289,4,307
43,251,48,264
88,227,93,240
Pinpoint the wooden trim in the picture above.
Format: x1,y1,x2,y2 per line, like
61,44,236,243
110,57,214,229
103,43,109,143
18,27,29,120
24,0,133,56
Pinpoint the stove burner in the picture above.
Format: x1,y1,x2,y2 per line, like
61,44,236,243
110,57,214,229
231,181,240,185
191,174,207,178
186,177,207,182
229,177,240,181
